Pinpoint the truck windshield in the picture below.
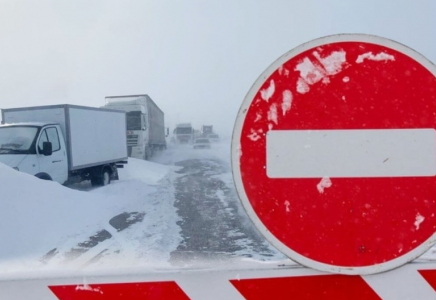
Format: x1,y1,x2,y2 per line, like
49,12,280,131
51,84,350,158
195,139,209,143
175,127,192,134
0,126,38,154
126,111,142,130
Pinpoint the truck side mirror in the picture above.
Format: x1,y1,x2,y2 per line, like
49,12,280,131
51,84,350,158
42,141,53,156
166,128,169,137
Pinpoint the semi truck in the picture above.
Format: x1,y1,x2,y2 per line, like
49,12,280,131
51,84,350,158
173,123,194,144
200,124,219,142
201,125,213,137
0,104,128,186
104,94,166,160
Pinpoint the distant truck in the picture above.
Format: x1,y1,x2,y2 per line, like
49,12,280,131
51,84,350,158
200,125,219,142
104,94,166,160
193,129,202,140
0,105,128,186
201,125,213,137
173,123,194,144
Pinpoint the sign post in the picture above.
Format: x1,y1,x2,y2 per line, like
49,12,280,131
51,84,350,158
231,34,436,274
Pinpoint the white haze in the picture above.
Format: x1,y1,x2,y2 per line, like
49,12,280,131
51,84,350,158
0,0,435,137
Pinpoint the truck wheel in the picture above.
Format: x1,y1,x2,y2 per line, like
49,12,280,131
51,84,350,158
102,170,111,186
35,173,52,181
91,168,111,187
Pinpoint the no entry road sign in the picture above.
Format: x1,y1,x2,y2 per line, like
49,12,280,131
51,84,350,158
231,34,436,274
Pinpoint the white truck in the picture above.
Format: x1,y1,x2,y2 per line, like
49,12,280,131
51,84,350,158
201,125,213,137
0,104,128,186
104,94,166,160
173,123,194,144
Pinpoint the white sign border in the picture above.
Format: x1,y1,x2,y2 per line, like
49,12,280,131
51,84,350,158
231,34,436,275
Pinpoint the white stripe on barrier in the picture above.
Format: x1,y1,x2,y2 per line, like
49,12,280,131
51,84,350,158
266,129,436,178
177,271,245,300
364,262,436,300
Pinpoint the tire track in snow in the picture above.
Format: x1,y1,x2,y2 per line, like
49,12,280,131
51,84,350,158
170,158,281,266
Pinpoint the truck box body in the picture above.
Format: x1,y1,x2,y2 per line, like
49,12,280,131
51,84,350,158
145,97,166,146
2,105,128,171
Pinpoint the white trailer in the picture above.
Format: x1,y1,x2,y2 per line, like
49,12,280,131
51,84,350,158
104,94,166,160
0,104,128,186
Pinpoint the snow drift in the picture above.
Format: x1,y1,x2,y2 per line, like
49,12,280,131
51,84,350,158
0,157,178,273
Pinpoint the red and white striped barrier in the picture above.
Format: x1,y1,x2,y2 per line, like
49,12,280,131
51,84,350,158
2,261,436,299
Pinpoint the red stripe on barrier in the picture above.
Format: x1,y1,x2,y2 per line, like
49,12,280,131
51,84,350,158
419,269,436,291
49,281,190,300
230,275,381,300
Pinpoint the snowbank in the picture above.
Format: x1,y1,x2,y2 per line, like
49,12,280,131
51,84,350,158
118,157,170,185
0,157,177,272
0,162,117,265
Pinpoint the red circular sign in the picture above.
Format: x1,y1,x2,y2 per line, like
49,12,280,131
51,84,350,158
232,35,436,274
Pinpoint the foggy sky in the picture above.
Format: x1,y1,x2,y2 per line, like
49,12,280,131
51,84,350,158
1,0,435,136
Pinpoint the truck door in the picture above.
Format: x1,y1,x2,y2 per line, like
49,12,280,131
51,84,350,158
37,127,68,184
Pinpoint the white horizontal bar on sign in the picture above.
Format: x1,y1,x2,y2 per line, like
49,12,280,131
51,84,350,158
266,129,436,178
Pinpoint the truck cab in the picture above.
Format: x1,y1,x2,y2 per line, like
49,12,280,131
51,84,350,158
201,125,213,137
105,100,149,159
126,106,149,159
174,123,194,144
0,123,68,184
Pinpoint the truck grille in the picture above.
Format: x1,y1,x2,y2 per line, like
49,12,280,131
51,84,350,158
127,135,138,146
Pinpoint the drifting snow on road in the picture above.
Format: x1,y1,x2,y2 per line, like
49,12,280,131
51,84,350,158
0,157,183,273
44,158,184,270
0,141,285,274
167,154,283,266
153,143,285,264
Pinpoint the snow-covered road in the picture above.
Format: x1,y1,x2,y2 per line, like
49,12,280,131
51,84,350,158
169,155,283,267
0,142,285,274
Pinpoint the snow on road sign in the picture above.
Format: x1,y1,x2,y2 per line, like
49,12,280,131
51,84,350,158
231,34,436,274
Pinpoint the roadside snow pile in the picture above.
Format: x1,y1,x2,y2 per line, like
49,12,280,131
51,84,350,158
0,162,118,268
118,157,170,185
0,158,179,273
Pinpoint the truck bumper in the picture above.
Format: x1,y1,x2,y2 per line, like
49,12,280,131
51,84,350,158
130,146,145,159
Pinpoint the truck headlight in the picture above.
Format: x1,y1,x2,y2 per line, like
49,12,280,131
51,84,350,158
13,167,19,171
